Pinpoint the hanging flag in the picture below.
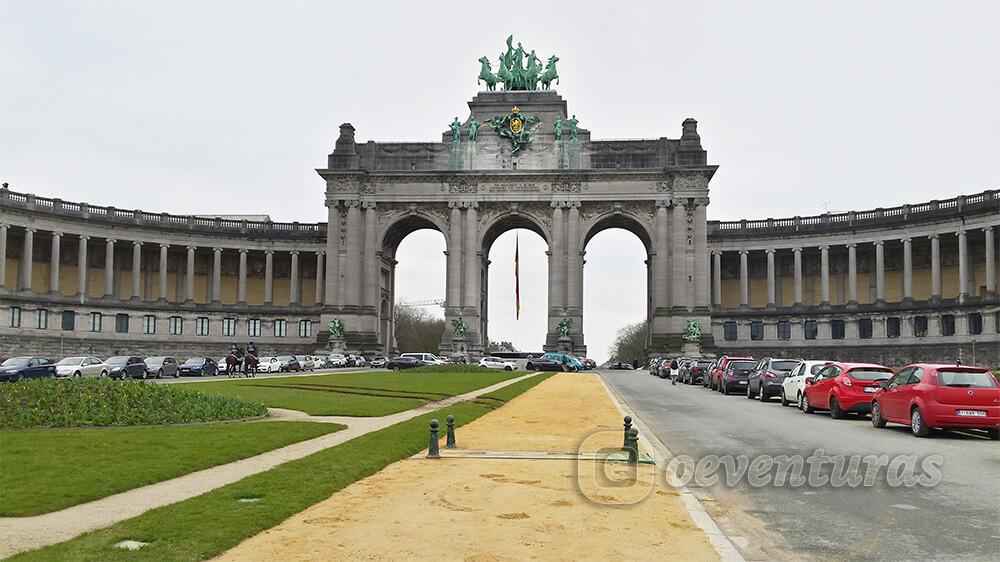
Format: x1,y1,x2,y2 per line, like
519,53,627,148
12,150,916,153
514,233,521,320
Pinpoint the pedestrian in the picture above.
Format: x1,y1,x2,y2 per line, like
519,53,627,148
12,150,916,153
670,358,679,385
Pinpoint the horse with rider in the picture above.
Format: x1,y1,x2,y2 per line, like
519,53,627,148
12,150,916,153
225,342,259,378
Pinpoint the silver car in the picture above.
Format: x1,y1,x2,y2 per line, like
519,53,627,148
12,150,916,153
295,355,316,371
145,357,179,378
54,356,107,378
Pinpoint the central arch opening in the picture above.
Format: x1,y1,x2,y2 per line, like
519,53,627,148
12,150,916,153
382,215,446,357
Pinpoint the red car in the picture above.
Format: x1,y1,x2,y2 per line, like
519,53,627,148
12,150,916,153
708,356,754,391
871,364,999,439
801,362,893,418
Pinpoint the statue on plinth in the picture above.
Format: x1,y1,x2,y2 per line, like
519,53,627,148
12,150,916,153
557,318,572,341
452,317,468,340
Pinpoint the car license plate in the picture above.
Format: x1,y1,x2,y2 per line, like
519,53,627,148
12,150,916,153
957,410,986,417
738,381,747,385
864,387,877,393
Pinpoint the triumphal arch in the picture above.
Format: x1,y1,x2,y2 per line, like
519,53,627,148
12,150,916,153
319,37,716,356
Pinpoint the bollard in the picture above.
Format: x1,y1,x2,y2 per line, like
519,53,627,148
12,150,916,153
427,419,441,459
445,415,456,449
622,416,633,450
626,427,639,465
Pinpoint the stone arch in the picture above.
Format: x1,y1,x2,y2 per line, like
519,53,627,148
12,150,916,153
378,212,450,258
581,211,653,254
480,210,550,255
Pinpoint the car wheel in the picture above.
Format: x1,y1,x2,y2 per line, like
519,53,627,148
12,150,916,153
829,397,845,419
802,393,815,413
871,402,887,428
504,366,512,371
987,428,999,441
910,407,930,437
759,388,769,403
780,391,790,407
746,385,754,399
722,383,729,395
74,371,82,378
157,369,163,379
393,366,401,372
100,370,108,378
173,370,179,378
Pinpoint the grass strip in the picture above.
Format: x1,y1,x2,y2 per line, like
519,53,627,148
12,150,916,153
0,421,345,517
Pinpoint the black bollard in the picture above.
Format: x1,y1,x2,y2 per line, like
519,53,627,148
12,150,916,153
446,415,456,449
626,427,639,465
427,419,441,459
622,416,633,450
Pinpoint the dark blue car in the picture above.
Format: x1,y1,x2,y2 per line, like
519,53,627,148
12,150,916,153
178,357,218,377
0,356,57,382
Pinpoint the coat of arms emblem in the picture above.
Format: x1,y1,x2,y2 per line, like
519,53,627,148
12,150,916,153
487,106,541,155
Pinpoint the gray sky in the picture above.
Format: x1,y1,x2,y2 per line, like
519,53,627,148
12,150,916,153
3,1,998,361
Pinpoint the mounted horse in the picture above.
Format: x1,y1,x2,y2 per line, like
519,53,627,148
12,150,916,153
242,354,258,378
225,353,243,378
477,56,498,91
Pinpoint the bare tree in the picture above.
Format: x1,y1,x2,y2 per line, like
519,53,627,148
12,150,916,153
608,320,648,365
393,307,445,355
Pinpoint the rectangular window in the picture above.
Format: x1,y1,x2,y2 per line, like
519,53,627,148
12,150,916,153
886,317,901,338
858,318,873,339
274,319,287,338
115,313,129,334
968,313,983,336
723,321,737,341
777,320,791,340
750,321,764,341
940,314,955,336
169,316,183,335
10,307,22,328
90,312,102,332
222,317,236,337
298,319,312,338
913,316,928,337
195,317,210,336
62,310,75,331
36,308,48,330
247,318,261,337
804,319,818,340
831,319,846,340
143,315,156,334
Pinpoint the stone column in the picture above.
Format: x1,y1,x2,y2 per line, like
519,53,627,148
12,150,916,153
464,203,480,314
957,230,968,302
930,234,941,300
547,203,565,313
566,202,582,312
985,226,996,296
902,237,913,302
264,249,274,305
874,241,885,304
738,250,749,309
655,201,672,310
765,249,776,307
158,244,168,302
847,243,857,305
693,199,710,310
211,247,222,303
712,251,722,307
49,232,62,294
793,247,803,306
363,203,377,309
102,238,116,297
314,251,324,304
820,245,830,306
325,202,341,306
0,223,6,290
447,202,463,310
18,228,34,292
290,250,301,305
77,235,89,297
345,201,362,306
185,245,196,302
131,241,143,300
237,249,248,304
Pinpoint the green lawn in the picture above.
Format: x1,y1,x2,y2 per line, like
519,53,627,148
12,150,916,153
9,373,550,562
0,421,344,517
183,370,525,416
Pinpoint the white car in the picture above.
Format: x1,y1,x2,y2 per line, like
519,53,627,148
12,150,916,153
256,356,281,373
479,356,517,371
402,353,447,365
54,356,107,378
328,354,348,368
217,359,229,373
781,360,833,408
295,355,315,371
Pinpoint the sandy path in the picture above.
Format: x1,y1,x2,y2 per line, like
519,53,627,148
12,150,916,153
0,372,538,560
214,373,718,561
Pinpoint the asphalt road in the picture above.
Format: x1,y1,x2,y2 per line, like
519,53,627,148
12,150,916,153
150,367,378,383
600,370,1000,562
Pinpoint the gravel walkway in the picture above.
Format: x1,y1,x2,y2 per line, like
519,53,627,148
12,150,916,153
0,373,539,559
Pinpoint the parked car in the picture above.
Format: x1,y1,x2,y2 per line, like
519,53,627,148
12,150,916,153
386,356,424,371
681,359,714,384
256,356,281,373
178,357,218,377
401,352,447,365
708,356,754,390
746,358,802,402
217,358,229,374
607,362,636,371
716,359,759,395
447,354,470,364
801,362,893,417
144,356,179,378
314,356,333,369
648,357,664,376
295,355,316,371
347,355,367,368
479,356,517,371
583,358,597,370
871,364,999,439
328,354,348,368
780,360,831,407
369,356,387,368
106,356,148,379
0,356,57,382
277,355,301,372
528,353,583,372
54,356,107,378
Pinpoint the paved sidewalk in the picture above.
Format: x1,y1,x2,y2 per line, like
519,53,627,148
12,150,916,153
0,373,538,559
215,373,719,561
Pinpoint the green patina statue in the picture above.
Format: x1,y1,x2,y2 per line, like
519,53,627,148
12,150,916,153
328,318,345,340
480,36,557,91
486,106,541,155
553,116,563,141
468,117,479,142
452,317,468,339
557,318,572,340
449,117,462,143
682,319,702,343
565,114,580,141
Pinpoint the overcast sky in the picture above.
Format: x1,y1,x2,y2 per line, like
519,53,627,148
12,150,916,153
3,1,998,361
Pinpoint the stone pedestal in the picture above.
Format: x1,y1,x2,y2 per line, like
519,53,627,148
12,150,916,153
681,341,702,358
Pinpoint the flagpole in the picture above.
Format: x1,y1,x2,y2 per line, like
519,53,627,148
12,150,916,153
515,233,520,320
